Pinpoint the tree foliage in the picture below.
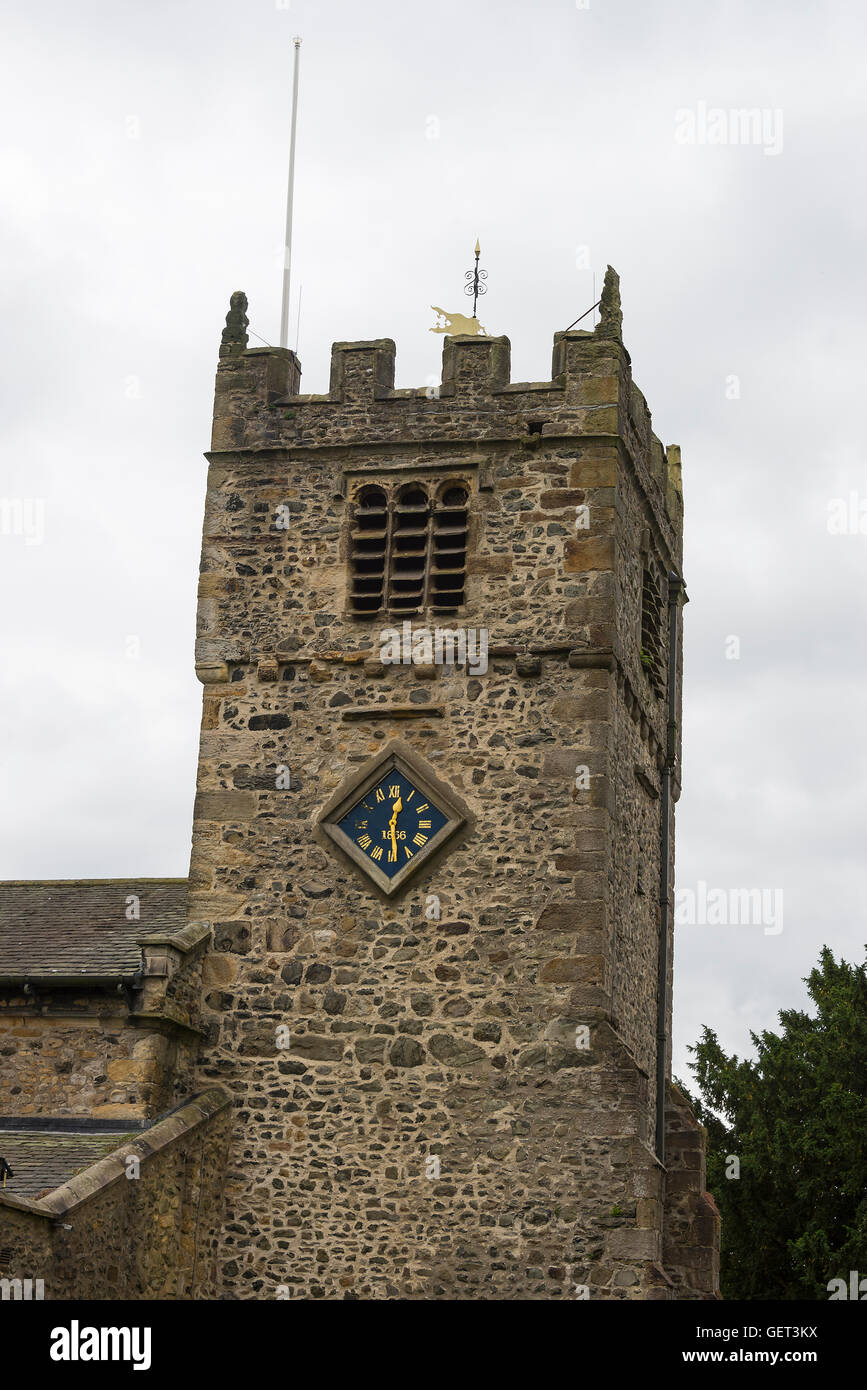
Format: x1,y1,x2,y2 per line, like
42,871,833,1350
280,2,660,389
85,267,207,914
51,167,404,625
679,946,867,1300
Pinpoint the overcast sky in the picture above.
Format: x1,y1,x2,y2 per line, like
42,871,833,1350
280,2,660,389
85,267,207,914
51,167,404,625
1,0,865,1081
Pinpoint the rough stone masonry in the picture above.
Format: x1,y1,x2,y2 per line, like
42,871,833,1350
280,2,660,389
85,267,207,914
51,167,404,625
187,267,720,1299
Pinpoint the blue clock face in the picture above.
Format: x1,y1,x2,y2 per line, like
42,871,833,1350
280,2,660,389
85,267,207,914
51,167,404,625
336,769,449,880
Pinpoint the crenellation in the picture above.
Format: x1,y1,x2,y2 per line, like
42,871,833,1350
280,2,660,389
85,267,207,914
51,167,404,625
666,444,684,529
441,333,511,395
208,303,679,582
328,338,396,401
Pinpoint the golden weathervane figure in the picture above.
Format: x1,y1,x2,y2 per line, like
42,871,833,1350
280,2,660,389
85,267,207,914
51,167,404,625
430,239,488,337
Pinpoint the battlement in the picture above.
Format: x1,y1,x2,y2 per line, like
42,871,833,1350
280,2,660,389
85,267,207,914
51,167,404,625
210,268,683,544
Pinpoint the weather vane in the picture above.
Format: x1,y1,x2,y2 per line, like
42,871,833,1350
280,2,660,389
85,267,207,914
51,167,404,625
464,239,487,318
430,238,489,337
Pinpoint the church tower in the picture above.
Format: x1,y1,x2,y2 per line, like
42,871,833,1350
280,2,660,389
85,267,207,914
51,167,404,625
189,272,720,1299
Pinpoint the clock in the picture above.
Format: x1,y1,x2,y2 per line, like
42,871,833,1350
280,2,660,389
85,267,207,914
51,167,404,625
336,769,449,879
317,740,469,896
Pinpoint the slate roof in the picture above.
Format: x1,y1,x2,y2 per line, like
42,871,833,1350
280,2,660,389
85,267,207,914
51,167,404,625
0,879,188,982
0,1128,137,1199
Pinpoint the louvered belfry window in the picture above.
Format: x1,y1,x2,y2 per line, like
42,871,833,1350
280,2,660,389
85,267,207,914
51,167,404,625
390,483,429,612
348,485,389,614
348,481,469,617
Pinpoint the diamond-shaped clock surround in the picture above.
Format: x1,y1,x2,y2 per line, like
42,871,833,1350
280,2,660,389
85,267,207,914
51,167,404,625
315,739,470,898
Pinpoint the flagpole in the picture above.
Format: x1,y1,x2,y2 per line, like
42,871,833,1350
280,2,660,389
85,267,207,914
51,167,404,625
279,36,302,350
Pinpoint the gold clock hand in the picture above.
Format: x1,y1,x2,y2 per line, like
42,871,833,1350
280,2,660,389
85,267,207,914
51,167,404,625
389,796,402,857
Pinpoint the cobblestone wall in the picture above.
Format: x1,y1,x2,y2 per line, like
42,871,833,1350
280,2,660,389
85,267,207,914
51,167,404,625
0,955,206,1125
0,1009,199,1121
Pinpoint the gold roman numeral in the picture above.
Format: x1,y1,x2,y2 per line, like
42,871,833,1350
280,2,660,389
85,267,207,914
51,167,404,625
375,788,385,803
357,834,372,849
406,790,415,802
371,845,383,861
413,833,428,847
416,802,429,813
388,783,400,797
403,845,414,860
387,847,397,863
418,819,432,829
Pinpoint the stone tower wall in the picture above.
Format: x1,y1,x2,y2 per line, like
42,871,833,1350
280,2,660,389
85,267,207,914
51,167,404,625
188,281,704,1298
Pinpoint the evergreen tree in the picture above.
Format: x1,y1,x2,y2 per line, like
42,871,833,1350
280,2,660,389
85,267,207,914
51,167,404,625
680,946,867,1299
